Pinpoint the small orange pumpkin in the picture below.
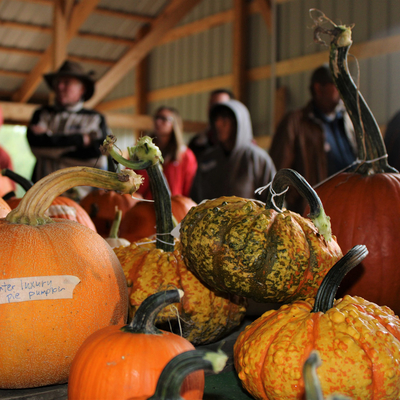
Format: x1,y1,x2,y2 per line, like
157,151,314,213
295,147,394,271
80,188,142,237
68,289,204,400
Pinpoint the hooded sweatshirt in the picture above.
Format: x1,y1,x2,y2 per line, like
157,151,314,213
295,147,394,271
190,100,276,203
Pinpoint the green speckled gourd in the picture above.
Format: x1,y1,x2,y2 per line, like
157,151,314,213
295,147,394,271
180,169,343,303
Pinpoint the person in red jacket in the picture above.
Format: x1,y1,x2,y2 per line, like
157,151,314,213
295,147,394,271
136,106,197,200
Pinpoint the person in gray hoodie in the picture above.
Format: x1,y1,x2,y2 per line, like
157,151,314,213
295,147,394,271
190,99,276,203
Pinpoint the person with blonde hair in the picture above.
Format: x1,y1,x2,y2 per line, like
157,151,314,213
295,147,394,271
136,106,197,199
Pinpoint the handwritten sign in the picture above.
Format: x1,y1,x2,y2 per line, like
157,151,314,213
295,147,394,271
0,275,81,304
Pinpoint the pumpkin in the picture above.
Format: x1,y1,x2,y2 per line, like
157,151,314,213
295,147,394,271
303,351,352,400
119,194,196,242
234,244,400,399
0,168,16,197
0,166,142,389
80,188,142,237
179,168,342,303
128,349,228,400
307,16,400,315
104,135,247,345
3,168,97,232
68,289,204,400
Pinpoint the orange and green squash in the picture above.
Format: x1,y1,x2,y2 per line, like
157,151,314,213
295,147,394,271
0,166,142,389
179,168,342,303
104,136,247,345
68,289,204,400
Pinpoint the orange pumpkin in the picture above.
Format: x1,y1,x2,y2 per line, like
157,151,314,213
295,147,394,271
0,166,142,389
119,194,196,242
80,189,142,237
68,289,204,400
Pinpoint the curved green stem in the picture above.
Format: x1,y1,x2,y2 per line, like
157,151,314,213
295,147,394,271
312,245,368,313
104,135,175,252
327,23,396,173
108,208,122,239
148,349,228,400
6,167,142,226
2,169,33,192
266,168,332,241
122,289,184,335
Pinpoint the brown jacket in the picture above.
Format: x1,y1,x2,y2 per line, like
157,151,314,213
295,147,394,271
269,101,356,214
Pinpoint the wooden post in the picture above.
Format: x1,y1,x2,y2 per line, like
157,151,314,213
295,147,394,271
232,0,247,103
135,24,151,139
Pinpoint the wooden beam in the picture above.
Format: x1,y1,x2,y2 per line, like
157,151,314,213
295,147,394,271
0,101,205,132
160,9,234,45
85,0,203,108
53,0,74,70
12,0,100,103
232,0,247,102
95,96,137,112
0,70,29,79
253,0,272,33
148,74,233,103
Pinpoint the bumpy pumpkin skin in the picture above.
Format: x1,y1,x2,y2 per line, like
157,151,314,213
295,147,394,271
314,173,400,316
114,239,247,345
180,196,342,303
0,219,128,389
234,295,400,400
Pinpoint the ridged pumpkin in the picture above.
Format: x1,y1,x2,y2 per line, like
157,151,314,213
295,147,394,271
308,18,400,315
180,168,342,303
3,169,97,232
234,245,400,400
104,135,247,345
119,194,196,242
80,189,142,237
0,166,142,389
68,289,204,400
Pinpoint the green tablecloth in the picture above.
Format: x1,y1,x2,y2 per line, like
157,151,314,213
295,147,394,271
204,370,254,400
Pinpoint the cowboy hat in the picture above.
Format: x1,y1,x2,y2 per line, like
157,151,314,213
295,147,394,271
44,60,95,101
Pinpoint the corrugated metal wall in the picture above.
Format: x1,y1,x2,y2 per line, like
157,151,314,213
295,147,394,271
110,0,400,147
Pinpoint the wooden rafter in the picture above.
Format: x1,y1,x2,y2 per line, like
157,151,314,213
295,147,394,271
12,0,101,103
15,0,155,23
85,0,203,108
53,0,74,70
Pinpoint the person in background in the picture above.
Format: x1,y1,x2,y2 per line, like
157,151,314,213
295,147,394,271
269,64,357,214
384,112,400,171
188,88,234,159
136,106,197,200
27,60,110,198
190,99,276,203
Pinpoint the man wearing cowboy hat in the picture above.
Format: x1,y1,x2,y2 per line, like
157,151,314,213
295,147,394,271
27,60,110,191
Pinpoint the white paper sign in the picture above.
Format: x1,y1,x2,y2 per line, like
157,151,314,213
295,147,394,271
0,275,81,304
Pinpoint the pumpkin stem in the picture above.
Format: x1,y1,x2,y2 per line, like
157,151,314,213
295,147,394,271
148,349,228,400
312,244,368,313
1,168,33,192
6,167,143,226
303,351,324,400
103,135,175,252
312,11,396,174
108,207,122,239
123,289,184,335
266,168,333,241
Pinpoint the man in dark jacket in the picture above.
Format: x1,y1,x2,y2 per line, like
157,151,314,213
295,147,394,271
27,61,110,189
269,65,357,214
